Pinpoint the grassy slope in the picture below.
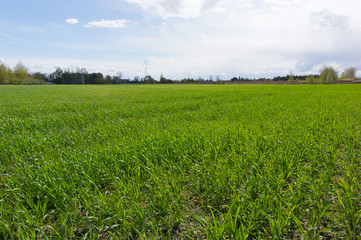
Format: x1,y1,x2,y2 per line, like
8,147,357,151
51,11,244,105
0,85,360,239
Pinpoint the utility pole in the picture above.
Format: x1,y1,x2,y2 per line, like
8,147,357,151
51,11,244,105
144,59,149,78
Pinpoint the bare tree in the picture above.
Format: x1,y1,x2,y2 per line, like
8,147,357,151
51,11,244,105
345,67,356,79
116,71,123,84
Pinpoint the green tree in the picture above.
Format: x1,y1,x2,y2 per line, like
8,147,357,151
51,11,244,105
105,75,112,84
89,72,104,84
62,69,73,84
160,74,172,83
32,72,47,81
13,61,29,84
0,62,13,84
319,66,338,83
306,74,315,83
143,75,156,83
50,67,63,84
288,75,295,82
340,72,346,80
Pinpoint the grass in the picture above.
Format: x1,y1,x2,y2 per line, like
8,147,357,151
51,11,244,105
0,84,360,239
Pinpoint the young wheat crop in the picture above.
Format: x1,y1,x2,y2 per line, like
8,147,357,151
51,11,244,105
0,84,360,239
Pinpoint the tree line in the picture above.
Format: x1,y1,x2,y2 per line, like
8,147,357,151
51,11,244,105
0,61,43,85
49,67,130,84
0,61,358,85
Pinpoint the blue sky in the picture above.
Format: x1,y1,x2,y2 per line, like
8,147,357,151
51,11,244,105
1,0,361,79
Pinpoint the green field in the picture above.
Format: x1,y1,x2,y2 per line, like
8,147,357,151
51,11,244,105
1,84,360,239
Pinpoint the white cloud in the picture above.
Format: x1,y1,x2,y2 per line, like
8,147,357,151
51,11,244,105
65,18,79,25
311,10,349,31
84,19,129,28
6,0,361,79
119,0,361,77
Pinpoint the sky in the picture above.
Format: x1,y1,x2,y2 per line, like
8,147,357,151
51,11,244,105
1,0,361,80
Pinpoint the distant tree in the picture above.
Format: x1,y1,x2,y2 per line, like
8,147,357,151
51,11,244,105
105,75,113,84
109,72,122,84
288,75,295,82
77,68,89,84
89,72,104,84
306,74,315,83
13,61,29,84
133,76,140,83
96,73,104,84
62,68,73,84
112,75,120,84
32,72,47,81
50,67,63,84
181,78,195,83
160,74,166,83
344,67,356,80
160,74,172,83
143,75,156,83
274,75,288,81
117,71,123,81
0,62,13,84
340,72,346,80
320,66,338,83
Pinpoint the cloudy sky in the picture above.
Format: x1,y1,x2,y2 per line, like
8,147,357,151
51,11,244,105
1,0,361,79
